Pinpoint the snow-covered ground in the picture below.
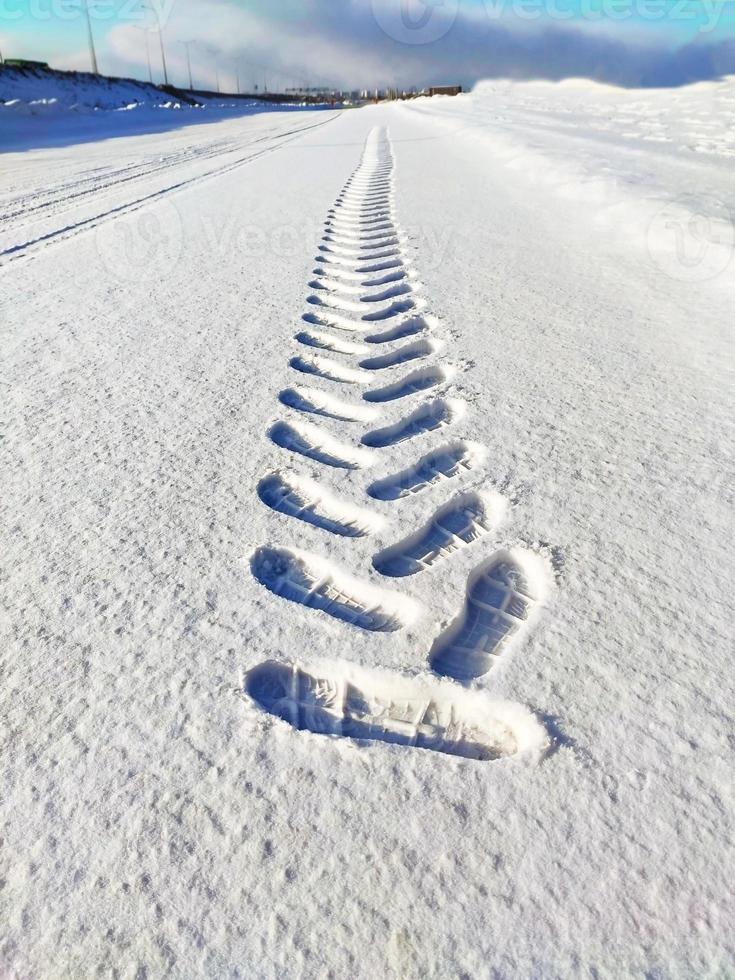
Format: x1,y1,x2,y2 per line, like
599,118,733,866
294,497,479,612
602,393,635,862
1,78,733,977
0,63,193,110
0,65,328,151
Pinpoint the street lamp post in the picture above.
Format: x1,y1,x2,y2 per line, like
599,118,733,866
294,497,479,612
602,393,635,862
144,1,168,86
182,41,194,89
157,20,168,86
84,0,98,74
133,26,152,83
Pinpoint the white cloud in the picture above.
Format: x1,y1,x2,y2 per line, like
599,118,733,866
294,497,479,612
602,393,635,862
40,0,735,91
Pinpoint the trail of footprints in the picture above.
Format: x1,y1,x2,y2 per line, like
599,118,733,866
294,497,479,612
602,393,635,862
245,128,551,762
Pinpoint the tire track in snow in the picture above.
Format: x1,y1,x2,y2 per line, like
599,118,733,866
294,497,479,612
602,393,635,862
245,126,553,761
0,111,341,267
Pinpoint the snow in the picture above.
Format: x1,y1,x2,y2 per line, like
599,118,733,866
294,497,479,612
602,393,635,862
1,76,734,977
0,65,327,151
409,78,735,293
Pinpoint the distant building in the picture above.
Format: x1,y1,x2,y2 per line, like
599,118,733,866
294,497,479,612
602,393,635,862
428,85,462,97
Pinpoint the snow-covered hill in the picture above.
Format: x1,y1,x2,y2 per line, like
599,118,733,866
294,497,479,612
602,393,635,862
0,62,207,111
0,63,331,150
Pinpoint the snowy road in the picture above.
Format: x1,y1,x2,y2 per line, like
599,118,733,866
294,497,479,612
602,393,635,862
2,87,734,977
0,109,340,262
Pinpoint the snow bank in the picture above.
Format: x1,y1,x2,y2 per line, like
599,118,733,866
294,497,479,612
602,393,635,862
407,76,735,293
0,63,195,112
0,64,328,150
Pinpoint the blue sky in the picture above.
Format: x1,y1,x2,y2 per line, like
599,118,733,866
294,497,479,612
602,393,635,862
1,0,734,90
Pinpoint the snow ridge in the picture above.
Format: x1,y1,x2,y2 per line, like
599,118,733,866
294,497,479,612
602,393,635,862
245,127,552,760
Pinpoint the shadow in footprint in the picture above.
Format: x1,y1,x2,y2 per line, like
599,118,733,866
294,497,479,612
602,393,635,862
244,661,547,761
278,386,375,423
362,399,461,449
258,473,378,538
360,338,435,370
295,329,366,356
362,298,416,322
373,491,504,577
364,316,430,345
270,420,366,469
429,551,547,680
251,546,407,631
364,367,446,403
290,355,370,385
367,441,482,500
361,282,413,304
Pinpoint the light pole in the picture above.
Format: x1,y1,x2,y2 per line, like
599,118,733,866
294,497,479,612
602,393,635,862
133,26,152,83
144,1,168,86
182,41,194,89
83,0,98,74
200,45,220,95
158,28,168,86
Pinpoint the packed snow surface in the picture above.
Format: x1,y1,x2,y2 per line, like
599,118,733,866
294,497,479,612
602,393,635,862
1,78,733,977
0,65,325,151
